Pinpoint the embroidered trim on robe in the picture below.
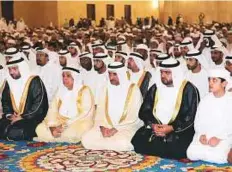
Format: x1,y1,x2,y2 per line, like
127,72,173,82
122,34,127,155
0,81,6,93
137,71,146,87
105,83,136,127
152,80,188,124
10,76,36,115
57,86,94,125
126,71,130,80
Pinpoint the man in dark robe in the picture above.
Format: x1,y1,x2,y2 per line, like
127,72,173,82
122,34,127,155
0,54,48,141
131,58,199,159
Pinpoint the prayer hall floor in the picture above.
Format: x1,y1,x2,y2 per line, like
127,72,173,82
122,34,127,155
0,140,231,172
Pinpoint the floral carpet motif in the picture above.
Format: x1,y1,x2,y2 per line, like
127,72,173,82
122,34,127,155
0,140,231,172
20,144,159,172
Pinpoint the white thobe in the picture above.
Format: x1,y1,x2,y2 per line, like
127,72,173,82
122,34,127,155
148,68,158,89
202,48,214,67
210,61,226,69
37,62,62,104
130,70,144,85
187,92,232,164
227,44,232,54
177,56,188,74
80,68,98,98
185,68,209,99
94,72,108,105
82,84,143,151
69,54,81,68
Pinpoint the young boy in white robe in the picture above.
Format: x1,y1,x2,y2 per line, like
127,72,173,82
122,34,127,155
187,68,232,164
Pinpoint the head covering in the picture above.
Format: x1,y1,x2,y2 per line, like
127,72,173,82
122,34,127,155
190,32,201,39
150,49,163,55
0,65,6,88
128,52,144,70
203,30,223,47
79,51,94,70
21,44,38,72
115,51,128,60
186,49,210,70
169,43,181,56
5,47,20,58
180,37,194,50
58,49,73,67
79,52,93,59
203,30,215,38
108,62,130,86
210,44,228,59
211,45,224,53
56,65,83,120
208,68,230,82
116,40,130,52
106,45,116,58
37,48,60,65
68,42,81,55
155,58,186,124
150,38,160,47
117,35,126,41
93,52,112,66
106,45,116,51
36,48,50,55
6,54,32,109
107,62,132,125
156,53,170,62
21,44,31,52
92,41,107,53
158,58,185,88
136,44,149,52
5,47,29,64
225,54,232,63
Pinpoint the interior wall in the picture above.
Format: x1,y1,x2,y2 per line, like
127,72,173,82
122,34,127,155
10,1,232,28
161,1,232,24
14,1,58,28
57,1,159,27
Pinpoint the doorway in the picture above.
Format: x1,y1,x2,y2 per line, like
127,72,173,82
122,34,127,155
124,5,131,24
1,1,14,23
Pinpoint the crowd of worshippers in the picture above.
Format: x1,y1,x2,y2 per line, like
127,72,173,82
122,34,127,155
0,20,232,164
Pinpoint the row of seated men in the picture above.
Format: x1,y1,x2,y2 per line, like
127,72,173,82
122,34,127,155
0,50,231,164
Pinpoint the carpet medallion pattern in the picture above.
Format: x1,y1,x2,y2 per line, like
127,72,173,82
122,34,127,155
0,141,231,172
20,145,160,172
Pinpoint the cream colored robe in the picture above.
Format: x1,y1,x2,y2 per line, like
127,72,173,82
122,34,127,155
81,84,143,151
35,86,94,143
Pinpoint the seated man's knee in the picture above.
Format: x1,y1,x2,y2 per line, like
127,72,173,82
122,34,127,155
187,145,199,160
81,134,91,149
6,128,24,141
227,149,232,164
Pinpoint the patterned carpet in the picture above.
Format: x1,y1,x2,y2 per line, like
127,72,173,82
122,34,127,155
0,140,231,172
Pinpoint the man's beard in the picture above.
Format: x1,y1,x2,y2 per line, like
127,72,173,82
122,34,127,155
71,50,77,56
60,62,66,67
187,64,197,71
10,74,21,80
94,65,101,71
174,53,181,58
161,78,173,86
82,63,92,71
